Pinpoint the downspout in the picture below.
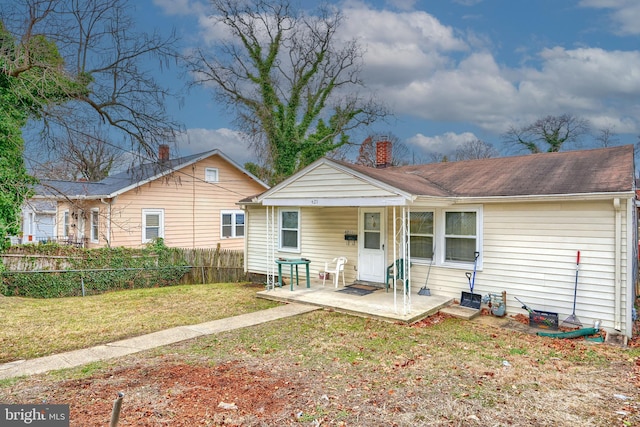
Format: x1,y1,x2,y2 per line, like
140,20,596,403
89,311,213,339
192,164,196,249
242,206,248,274
613,198,621,331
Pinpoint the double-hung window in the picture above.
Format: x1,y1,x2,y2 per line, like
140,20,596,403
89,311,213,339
142,209,164,243
221,210,245,238
444,210,478,263
90,209,99,243
279,209,299,251
409,211,434,260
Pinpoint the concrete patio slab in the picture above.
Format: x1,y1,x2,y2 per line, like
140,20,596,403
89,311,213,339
257,281,453,324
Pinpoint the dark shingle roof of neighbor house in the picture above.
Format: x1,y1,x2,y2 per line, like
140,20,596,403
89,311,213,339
35,149,268,199
340,145,635,198
35,151,207,198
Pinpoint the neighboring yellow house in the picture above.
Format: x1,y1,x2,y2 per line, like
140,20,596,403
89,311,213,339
32,147,269,249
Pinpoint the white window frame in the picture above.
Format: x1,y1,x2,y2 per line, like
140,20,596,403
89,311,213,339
142,209,164,243
28,212,35,236
62,210,70,238
90,208,100,243
279,208,300,252
437,206,482,268
221,210,245,238
205,167,219,183
409,210,435,262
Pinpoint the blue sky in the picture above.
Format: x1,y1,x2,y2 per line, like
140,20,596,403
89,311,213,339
134,0,640,165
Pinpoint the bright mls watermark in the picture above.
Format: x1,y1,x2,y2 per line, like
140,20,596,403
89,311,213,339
0,404,69,426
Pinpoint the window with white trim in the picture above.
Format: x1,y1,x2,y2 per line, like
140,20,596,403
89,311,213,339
409,211,434,260
221,210,245,238
90,209,99,243
444,210,478,263
63,210,70,237
205,168,219,183
142,209,164,243
279,209,299,251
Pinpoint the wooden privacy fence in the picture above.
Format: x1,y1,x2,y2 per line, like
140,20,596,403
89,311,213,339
171,247,247,284
1,246,247,287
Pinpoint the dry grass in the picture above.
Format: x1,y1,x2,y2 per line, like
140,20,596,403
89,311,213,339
162,311,640,426
0,286,639,425
0,282,277,362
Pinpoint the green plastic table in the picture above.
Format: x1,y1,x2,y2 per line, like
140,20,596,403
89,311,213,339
275,258,311,291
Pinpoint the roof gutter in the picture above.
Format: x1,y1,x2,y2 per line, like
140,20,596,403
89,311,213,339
260,195,416,207
451,191,634,204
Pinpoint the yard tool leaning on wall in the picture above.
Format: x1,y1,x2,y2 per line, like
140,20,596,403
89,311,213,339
418,245,434,296
560,250,583,329
460,251,481,309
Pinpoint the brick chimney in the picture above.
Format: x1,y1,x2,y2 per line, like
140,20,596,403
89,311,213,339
158,144,170,162
375,139,392,168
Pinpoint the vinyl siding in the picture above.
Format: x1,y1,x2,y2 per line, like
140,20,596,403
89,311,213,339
404,199,631,334
246,198,634,335
246,206,360,283
56,155,265,249
266,164,399,199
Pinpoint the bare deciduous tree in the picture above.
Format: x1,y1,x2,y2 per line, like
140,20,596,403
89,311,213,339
35,127,125,181
503,114,590,153
353,134,412,167
184,0,386,184
454,139,499,161
595,125,619,147
3,0,183,162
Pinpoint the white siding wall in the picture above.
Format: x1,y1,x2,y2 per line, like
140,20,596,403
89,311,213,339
403,199,631,335
267,164,398,199
246,206,360,283
247,198,633,335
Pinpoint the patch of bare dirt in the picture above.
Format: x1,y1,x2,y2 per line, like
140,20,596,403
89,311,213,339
8,359,302,426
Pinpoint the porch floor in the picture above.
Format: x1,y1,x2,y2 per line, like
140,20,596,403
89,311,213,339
256,280,454,324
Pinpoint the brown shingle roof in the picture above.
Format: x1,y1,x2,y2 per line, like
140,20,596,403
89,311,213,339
342,145,635,198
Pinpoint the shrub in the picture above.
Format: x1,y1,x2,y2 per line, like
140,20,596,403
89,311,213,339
1,239,190,298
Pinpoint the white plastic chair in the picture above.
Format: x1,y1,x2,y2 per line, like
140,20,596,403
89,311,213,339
323,256,347,288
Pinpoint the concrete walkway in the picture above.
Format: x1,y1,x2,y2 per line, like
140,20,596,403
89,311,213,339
0,303,320,380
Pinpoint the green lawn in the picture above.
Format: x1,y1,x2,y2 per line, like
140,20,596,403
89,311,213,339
0,282,277,363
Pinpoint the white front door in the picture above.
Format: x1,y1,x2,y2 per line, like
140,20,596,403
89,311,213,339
358,208,386,282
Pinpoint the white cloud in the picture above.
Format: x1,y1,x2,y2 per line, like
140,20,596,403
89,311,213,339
407,132,478,157
578,0,640,35
159,0,640,148
176,128,257,165
341,3,640,135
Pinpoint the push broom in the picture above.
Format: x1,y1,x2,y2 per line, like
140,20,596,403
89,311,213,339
561,250,583,329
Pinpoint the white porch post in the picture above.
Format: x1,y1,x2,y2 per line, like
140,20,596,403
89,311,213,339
266,206,276,290
403,206,411,314
393,206,397,312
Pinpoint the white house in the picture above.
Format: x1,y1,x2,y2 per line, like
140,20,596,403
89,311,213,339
240,143,637,337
